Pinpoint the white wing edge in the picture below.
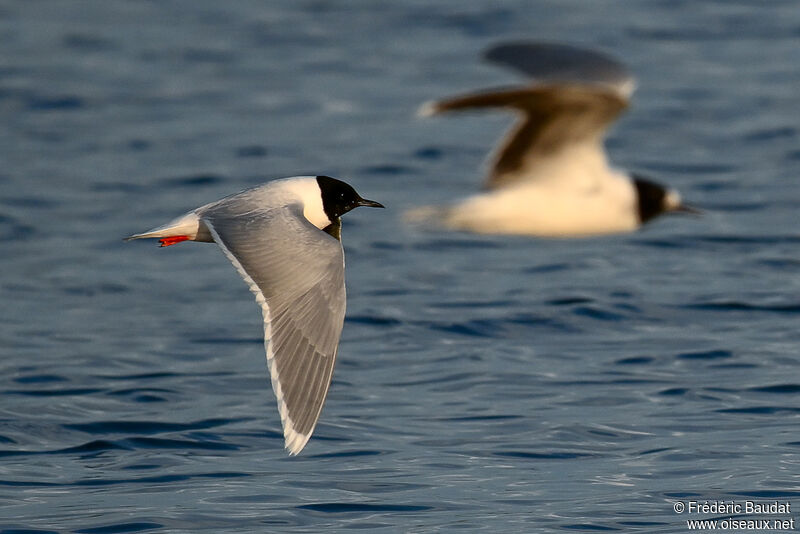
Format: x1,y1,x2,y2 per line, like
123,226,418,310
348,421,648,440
616,78,637,100
204,221,312,456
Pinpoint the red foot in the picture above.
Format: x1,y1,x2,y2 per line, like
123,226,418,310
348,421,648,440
159,235,190,247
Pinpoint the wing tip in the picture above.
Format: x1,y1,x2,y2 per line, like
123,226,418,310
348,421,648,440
617,79,637,100
284,427,313,456
417,100,441,118
267,338,317,457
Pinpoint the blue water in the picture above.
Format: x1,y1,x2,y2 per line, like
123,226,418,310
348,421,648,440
1,1,799,532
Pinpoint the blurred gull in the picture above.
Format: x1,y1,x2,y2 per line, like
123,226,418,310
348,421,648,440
410,41,698,237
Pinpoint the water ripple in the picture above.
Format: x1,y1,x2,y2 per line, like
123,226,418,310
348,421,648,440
157,174,225,189
26,95,85,111
717,406,800,415
494,450,602,460
296,502,433,513
683,301,800,314
677,350,733,360
64,419,237,435
749,384,800,394
74,522,163,534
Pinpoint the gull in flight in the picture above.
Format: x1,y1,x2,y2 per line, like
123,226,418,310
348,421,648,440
410,41,698,236
127,176,384,454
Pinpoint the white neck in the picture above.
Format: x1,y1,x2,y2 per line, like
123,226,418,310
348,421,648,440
279,176,331,230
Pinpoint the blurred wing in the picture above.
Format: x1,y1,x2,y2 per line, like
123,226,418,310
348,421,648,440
425,85,628,189
485,41,635,98
202,203,345,455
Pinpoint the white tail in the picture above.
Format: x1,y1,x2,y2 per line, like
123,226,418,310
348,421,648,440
125,211,201,242
403,204,449,228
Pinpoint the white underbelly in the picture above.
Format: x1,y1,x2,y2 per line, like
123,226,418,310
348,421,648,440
444,179,639,237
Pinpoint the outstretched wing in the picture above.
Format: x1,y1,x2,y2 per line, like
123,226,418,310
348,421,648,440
485,41,635,98
421,41,633,190
202,202,345,455
424,85,627,190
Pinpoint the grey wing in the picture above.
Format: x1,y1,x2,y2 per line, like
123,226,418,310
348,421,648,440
424,85,628,190
201,203,345,455
485,41,635,98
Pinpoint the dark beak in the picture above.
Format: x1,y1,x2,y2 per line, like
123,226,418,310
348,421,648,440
356,197,385,209
673,204,703,216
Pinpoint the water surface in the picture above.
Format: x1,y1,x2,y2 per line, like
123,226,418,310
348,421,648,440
1,1,799,532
